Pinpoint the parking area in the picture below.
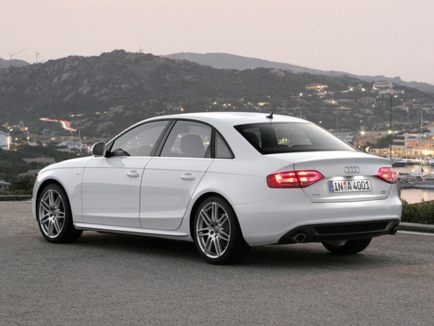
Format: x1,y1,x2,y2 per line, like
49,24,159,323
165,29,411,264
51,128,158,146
0,201,433,325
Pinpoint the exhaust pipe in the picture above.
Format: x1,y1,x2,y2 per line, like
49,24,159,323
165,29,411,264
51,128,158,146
391,225,398,235
293,232,306,243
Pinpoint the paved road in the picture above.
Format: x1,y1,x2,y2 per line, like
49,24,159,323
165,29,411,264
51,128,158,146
1,202,433,326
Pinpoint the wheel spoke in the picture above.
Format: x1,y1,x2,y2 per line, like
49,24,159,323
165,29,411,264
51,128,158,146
53,218,61,234
200,211,212,226
214,238,222,256
48,190,55,207
56,211,65,219
217,214,228,226
53,196,62,209
40,200,50,212
48,221,54,235
218,231,230,242
211,203,218,222
205,236,213,253
197,228,209,236
40,215,50,225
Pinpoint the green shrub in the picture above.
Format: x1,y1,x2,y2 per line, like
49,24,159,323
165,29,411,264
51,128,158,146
401,200,434,224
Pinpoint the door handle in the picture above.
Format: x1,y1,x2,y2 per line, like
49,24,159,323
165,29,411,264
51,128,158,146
180,173,195,181
127,170,139,178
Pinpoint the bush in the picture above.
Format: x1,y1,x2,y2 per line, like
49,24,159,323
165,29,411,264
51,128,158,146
401,200,434,224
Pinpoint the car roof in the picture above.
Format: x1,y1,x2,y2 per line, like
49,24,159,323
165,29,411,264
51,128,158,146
146,112,308,126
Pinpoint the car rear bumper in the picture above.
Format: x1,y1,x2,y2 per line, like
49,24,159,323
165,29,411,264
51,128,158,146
234,185,402,246
278,218,399,244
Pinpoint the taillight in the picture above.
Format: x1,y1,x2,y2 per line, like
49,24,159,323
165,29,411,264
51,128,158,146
267,170,324,188
376,167,398,184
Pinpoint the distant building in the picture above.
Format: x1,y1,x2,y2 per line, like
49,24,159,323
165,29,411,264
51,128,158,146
0,130,12,150
0,180,11,193
305,83,328,92
57,140,88,152
305,83,328,96
404,133,434,151
368,132,434,159
372,80,393,91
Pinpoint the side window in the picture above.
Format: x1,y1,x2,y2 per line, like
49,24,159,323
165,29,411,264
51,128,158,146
110,120,168,156
161,121,212,158
215,132,234,159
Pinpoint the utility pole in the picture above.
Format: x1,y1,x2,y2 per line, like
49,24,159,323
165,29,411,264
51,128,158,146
389,93,393,159
420,110,423,174
335,107,340,132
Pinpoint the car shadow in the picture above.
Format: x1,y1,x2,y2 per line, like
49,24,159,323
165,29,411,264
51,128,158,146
71,231,401,270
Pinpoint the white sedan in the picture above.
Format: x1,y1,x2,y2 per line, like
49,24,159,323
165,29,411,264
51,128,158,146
33,112,401,264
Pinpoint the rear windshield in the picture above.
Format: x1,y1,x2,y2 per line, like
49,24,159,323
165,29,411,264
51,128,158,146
235,122,354,154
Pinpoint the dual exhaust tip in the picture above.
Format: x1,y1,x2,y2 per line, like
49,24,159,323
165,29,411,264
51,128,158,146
292,232,306,243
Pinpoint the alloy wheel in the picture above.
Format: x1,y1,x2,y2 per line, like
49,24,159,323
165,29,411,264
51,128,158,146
196,202,231,259
38,189,66,238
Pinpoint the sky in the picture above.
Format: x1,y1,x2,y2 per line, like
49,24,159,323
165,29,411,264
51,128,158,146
1,0,434,84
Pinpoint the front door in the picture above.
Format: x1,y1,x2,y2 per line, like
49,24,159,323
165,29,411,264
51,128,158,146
81,120,169,227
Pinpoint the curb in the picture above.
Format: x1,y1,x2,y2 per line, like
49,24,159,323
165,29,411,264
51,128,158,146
399,222,434,234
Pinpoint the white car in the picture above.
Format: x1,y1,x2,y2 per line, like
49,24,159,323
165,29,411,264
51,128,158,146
33,112,401,264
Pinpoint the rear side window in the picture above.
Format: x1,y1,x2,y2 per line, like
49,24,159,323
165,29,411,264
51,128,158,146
235,122,354,154
215,132,234,159
161,120,212,158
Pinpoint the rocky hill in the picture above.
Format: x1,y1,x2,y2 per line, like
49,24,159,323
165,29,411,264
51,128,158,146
0,50,433,137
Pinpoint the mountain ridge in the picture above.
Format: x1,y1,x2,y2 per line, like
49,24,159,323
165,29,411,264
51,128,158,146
0,58,29,69
166,52,434,94
0,50,432,137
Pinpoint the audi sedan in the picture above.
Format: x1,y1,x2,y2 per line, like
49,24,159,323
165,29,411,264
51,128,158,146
33,112,401,264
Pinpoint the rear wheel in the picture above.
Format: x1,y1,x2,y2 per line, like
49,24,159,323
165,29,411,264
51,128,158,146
37,183,82,243
322,238,371,255
193,196,249,264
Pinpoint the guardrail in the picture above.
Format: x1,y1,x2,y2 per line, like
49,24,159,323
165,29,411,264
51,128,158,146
0,195,32,201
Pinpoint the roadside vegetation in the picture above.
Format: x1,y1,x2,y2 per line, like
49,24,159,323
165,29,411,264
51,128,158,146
0,145,80,194
401,200,434,224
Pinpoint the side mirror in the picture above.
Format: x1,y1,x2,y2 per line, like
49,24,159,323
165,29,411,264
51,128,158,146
91,142,106,157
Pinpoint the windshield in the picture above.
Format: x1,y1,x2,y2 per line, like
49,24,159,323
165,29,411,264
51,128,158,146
235,122,354,154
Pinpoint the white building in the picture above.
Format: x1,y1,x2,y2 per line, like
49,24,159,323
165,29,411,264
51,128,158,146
57,140,88,152
0,180,11,192
372,80,393,91
0,131,12,150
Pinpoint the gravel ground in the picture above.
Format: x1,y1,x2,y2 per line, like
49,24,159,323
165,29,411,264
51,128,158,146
0,201,433,326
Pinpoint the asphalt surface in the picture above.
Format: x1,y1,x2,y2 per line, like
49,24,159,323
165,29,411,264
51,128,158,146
0,202,433,326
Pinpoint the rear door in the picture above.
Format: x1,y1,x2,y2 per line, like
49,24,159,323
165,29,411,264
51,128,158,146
139,120,213,230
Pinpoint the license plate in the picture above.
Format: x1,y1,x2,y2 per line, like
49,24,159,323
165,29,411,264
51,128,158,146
328,179,372,193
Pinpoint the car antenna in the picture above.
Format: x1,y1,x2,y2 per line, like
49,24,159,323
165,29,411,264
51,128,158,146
266,112,274,119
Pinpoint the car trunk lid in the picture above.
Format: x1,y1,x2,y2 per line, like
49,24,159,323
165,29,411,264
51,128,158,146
269,151,392,203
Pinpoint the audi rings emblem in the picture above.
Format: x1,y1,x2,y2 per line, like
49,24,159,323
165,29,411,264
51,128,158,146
344,166,360,175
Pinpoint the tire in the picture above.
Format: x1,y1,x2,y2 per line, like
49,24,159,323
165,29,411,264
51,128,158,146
36,183,82,243
192,196,249,264
322,238,371,255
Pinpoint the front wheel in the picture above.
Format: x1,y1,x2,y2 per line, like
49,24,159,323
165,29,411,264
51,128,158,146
193,196,249,264
37,183,82,243
322,238,371,255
